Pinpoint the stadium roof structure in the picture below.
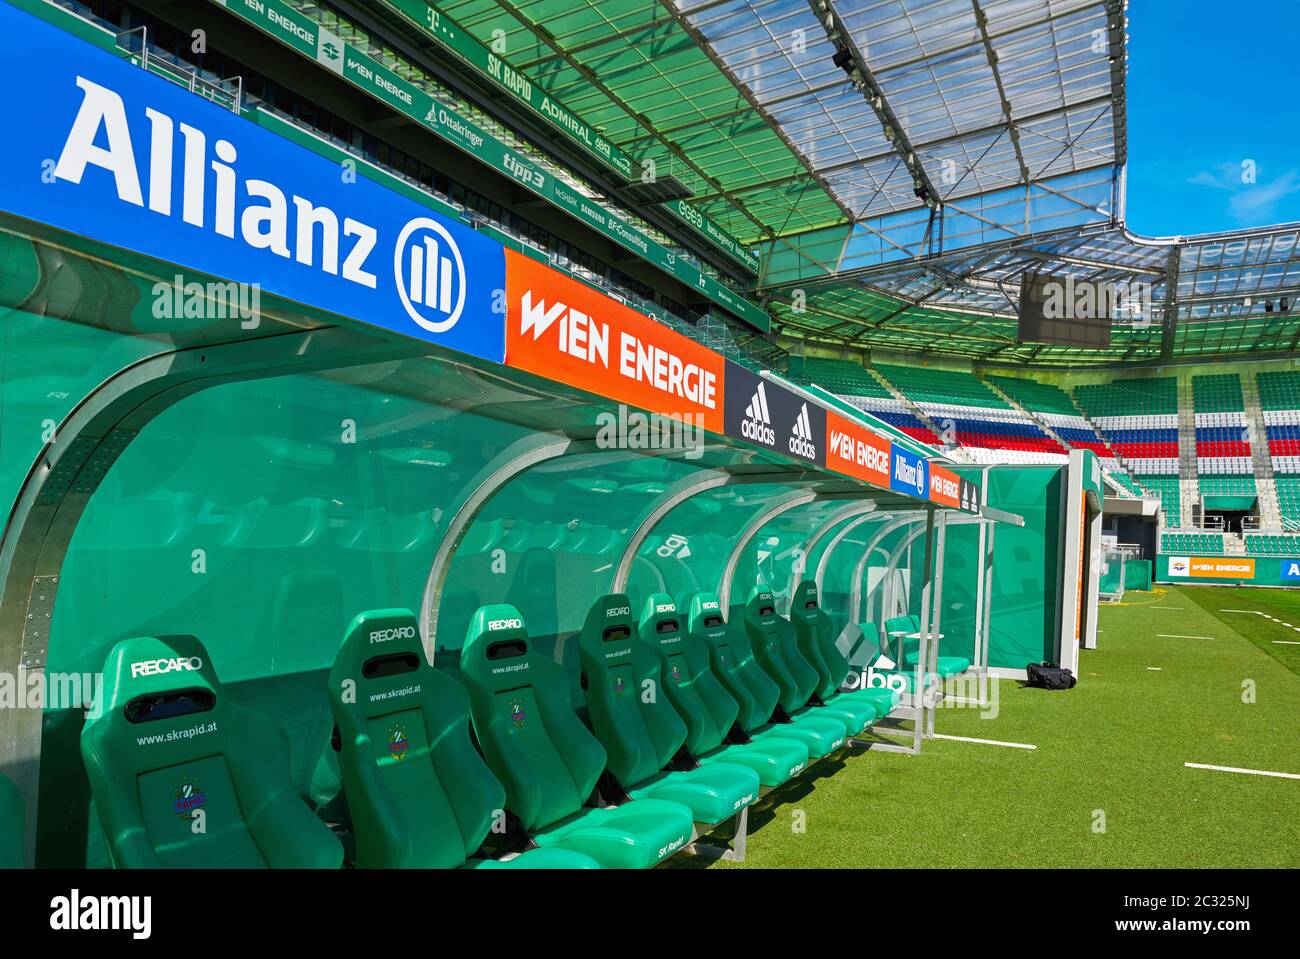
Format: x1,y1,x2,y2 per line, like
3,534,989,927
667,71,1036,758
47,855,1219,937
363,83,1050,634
430,0,1300,366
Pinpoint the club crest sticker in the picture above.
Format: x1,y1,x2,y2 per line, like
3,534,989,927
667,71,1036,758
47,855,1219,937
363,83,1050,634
509,698,527,728
387,725,410,761
613,676,626,698
173,778,206,821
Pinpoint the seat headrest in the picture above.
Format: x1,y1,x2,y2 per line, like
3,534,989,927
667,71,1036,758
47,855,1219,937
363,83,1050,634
98,634,223,721
90,635,232,765
330,608,428,717
638,594,683,647
579,593,636,646
744,584,779,627
462,604,535,689
789,580,820,621
680,591,728,640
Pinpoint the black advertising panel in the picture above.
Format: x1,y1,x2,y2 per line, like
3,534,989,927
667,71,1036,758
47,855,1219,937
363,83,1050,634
723,362,826,466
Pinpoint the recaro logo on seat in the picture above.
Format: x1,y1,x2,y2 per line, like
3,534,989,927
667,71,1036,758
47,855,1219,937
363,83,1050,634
369,625,416,644
788,403,817,459
130,657,202,679
742,383,776,446
655,602,675,614
701,600,720,610
488,617,523,631
606,606,631,618
394,217,467,334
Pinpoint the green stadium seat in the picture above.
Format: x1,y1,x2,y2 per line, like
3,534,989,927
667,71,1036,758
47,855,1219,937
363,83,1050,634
0,773,23,869
789,580,901,720
576,594,760,827
638,594,809,788
883,614,971,680
740,585,870,737
80,635,344,869
684,590,847,758
322,608,598,869
460,604,695,869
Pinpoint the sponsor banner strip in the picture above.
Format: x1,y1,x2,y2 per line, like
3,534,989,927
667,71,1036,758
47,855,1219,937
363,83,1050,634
824,412,891,488
929,463,961,508
211,0,770,332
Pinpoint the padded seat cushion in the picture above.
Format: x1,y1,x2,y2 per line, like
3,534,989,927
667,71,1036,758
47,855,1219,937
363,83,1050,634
533,798,694,869
808,699,875,735
698,739,807,788
751,716,846,758
832,687,901,717
627,763,758,825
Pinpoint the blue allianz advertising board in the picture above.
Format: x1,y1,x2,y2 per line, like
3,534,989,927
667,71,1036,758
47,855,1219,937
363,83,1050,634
0,3,506,363
889,446,929,499
1281,559,1300,582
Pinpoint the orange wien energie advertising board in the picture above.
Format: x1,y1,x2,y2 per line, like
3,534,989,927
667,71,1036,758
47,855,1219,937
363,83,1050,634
824,411,891,487
504,249,725,433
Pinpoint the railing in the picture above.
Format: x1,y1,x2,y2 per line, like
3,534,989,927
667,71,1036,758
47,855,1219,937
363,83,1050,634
116,26,242,113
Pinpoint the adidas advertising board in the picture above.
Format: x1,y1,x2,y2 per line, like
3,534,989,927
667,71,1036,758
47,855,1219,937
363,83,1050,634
0,4,505,363
722,363,825,465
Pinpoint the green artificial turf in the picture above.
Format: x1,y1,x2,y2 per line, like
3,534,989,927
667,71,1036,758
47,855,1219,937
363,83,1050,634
676,585,1300,868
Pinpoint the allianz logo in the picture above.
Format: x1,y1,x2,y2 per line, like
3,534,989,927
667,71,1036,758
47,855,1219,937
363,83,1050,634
369,625,415,644
788,402,817,459
741,383,776,446
130,656,202,678
488,617,523,631
51,76,466,337
606,606,632,618
894,453,925,495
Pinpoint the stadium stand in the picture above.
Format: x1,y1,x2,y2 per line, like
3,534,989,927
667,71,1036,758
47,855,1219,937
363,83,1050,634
1160,532,1226,554
1193,374,1257,509
872,364,1066,463
1245,533,1300,555
1074,378,1182,524
796,358,936,444
1258,370,1300,527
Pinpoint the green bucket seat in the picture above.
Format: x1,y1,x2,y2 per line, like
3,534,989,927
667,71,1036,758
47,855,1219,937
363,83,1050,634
790,581,901,720
460,605,695,869
0,773,23,869
638,594,808,788
577,594,760,826
742,587,871,737
325,608,597,869
883,615,970,680
683,591,845,759
80,635,343,869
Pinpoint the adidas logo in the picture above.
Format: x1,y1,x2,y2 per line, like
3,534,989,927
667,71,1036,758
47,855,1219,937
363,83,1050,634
788,403,817,459
741,383,776,446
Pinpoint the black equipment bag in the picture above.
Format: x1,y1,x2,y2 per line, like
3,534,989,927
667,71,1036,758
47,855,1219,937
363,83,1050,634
1026,662,1076,689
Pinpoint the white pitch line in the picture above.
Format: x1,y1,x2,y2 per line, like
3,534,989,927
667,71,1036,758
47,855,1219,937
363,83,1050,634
932,734,1036,750
1152,606,1184,610
1273,641,1300,646
1146,667,1163,671
1219,609,1260,613
1185,762,1300,781
1157,634,1216,640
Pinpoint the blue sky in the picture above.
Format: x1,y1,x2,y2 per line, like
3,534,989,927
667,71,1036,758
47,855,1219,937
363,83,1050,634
1125,0,1300,236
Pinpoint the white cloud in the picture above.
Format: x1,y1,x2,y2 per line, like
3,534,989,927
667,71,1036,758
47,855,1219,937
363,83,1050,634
1186,162,1300,226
